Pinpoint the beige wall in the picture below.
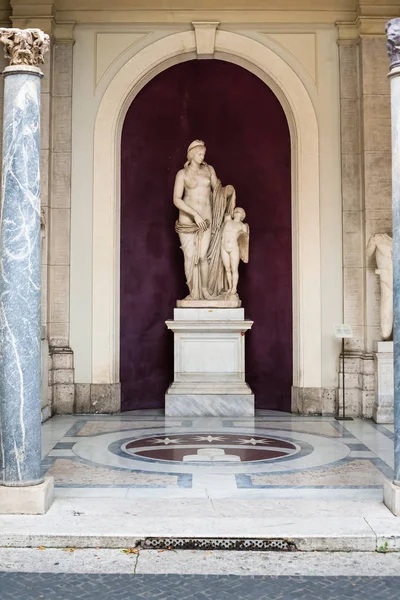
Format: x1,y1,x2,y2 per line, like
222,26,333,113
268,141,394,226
69,22,343,402
338,23,393,417
1,0,397,415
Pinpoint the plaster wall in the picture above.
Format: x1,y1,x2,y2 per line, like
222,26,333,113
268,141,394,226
69,23,342,405
337,34,393,418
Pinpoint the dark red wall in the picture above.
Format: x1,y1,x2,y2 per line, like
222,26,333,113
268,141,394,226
120,59,292,411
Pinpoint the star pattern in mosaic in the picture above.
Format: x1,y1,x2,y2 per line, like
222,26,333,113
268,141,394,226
149,437,184,445
41,413,395,490
237,437,274,445
194,436,227,443
123,433,298,463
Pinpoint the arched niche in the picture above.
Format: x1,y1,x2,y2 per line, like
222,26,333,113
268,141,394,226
91,29,321,402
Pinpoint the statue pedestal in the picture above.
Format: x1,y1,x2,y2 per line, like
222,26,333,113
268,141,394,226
373,341,394,424
177,298,241,308
165,308,254,416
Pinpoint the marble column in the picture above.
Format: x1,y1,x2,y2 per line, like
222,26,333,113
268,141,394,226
0,28,53,513
384,19,400,515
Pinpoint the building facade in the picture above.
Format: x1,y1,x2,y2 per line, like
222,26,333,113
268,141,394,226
0,0,397,419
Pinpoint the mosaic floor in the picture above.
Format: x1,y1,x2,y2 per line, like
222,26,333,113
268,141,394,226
41,411,395,497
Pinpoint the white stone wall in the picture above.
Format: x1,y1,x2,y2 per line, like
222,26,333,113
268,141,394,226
69,24,342,414
338,33,392,418
0,1,393,416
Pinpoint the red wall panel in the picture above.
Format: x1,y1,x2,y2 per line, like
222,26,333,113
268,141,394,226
120,59,292,411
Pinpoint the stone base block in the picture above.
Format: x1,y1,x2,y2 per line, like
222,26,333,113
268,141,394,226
383,480,400,516
0,476,54,515
373,403,394,424
291,386,323,414
166,308,254,416
165,393,255,416
41,404,51,423
177,298,241,308
373,341,394,424
89,383,121,413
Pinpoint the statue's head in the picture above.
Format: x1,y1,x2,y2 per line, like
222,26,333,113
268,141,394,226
233,207,246,221
187,140,206,165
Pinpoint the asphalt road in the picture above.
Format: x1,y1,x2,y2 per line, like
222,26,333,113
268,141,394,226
0,573,400,600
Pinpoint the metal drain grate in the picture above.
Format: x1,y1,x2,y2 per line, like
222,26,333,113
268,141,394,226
143,538,297,551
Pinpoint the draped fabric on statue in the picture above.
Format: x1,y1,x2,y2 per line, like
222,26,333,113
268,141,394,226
207,181,236,297
175,220,209,299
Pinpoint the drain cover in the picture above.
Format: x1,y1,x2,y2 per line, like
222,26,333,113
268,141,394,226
143,538,297,551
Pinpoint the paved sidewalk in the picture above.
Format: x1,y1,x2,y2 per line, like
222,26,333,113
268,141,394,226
0,493,400,551
2,548,400,575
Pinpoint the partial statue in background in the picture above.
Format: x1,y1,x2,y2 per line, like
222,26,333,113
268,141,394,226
221,208,249,297
173,140,248,306
366,233,393,340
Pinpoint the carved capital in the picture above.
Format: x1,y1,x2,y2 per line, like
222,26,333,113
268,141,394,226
0,28,50,67
386,18,400,69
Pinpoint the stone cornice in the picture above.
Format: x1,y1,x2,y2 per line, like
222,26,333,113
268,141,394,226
336,20,360,43
53,20,75,42
10,0,75,41
10,16,75,42
8,0,400,28
337,14,398,42
53,10,357,25
357,1,400,19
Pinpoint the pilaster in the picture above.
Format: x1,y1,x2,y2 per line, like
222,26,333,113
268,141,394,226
337,14,394,418
385,17,400,513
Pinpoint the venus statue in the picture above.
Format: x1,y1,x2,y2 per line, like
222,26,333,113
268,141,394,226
366,233,393,340
173,140,248,306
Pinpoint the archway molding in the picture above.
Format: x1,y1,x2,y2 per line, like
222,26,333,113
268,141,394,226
92,28,321,397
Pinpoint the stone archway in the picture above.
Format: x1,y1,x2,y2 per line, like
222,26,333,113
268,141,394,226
119,59,292,410
91,29,321,405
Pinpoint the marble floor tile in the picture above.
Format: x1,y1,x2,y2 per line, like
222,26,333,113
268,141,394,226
47,449,75,457
343,421,395,468
40,411,395,497
55,488,129,499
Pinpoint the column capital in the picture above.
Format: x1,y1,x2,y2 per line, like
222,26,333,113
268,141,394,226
0,27,49,66
386,18,400,70
336,21,360,45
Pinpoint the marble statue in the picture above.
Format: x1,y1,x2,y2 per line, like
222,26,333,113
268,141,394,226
366,233,393,340
173,140,248,305
221,208,249,297
0,28,50,66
